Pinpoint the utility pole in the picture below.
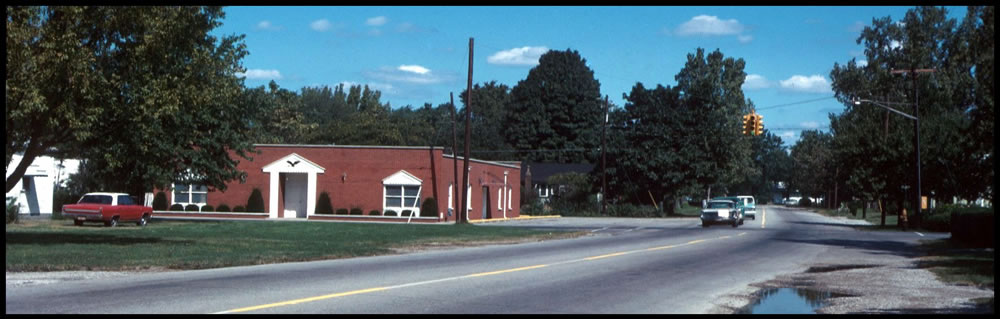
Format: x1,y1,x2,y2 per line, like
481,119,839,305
450,92,460,224
601,95,608,215
891,67,934,228
460,37,474,224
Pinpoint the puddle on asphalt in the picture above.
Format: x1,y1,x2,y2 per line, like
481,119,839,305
738,288,850,314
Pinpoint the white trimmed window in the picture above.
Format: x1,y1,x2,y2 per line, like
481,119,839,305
172,183,207,206
382,170,423,217
384,185,421,215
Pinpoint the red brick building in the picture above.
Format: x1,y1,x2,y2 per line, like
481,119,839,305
153,144,520,223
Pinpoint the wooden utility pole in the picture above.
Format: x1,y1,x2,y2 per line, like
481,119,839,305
891,67,934,228
460,37,474,224
450,92,460,224
601,95,608,215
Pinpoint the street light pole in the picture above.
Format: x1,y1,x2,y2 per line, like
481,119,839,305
891,68,935,228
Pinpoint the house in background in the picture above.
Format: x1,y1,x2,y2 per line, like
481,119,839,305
152,144,520,223
520,162,595,204
5,154,81,216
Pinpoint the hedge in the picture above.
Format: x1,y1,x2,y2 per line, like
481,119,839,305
316,192,334,214
201,205,214,212
216,204,231,212
152,192,168,211
369,210,381,216
185,204,200,212
170,204,185,211
247,188,265,212
384,210,398,217
335,208,349,215
421,198,438,218
350,208,363,215
233,205,245,212
948,206,993,248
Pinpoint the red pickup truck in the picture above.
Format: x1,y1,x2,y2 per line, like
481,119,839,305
62,192,153,227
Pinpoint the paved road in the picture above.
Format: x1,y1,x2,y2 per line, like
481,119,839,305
6,205,945,314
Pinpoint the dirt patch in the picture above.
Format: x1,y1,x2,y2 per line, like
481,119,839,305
714,260,994,314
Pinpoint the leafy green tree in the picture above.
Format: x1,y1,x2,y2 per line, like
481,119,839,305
245,81,317,144
459,81,515,161
506,49,603,163
829,6,993,209
789,130,834,202
6,7,260,198
607,48,752,213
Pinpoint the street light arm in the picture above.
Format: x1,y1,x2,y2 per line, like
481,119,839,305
853,99,918,120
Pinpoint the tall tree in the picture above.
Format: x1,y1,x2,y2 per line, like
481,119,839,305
506,49,603,164
459,81,515,161
789,130,834,202
6,6,259,198
829,6,993,207
608,48,752,213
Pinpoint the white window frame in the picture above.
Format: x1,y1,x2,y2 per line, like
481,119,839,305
383,184,421,217
171,183,207,207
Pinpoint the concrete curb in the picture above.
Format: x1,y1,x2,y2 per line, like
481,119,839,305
468,215,562,224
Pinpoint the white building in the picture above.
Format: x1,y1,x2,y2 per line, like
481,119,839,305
5,154,81,215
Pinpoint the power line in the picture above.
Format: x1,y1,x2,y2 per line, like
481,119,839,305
755,96,836,111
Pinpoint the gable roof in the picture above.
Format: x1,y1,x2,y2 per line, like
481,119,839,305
521,162,595,184
261,153,325,173
382,170,422,185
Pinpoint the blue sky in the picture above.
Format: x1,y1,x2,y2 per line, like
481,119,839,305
212,6,968,146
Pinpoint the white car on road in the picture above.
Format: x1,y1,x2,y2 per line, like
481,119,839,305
701,199,742,228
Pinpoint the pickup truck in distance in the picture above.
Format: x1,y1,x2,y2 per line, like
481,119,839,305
62,192,153,227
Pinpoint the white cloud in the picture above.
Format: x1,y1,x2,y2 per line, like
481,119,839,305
779,75,831,93
743,74,771,90
257,20,272,29
738,35,753,43
363,66,452,85
339,81,395,93
848,21,866,32
310,19,332,31
676,15,745,36
857,60,868,67
398,65,430,75
778,131,798,144
487,46,550,66
366,16,387,26
801,121,820,129
889,40,902,50
237,69,282,80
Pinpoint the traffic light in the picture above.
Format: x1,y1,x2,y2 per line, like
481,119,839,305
754,114,764,136
741,114,752,135
746,114,756,135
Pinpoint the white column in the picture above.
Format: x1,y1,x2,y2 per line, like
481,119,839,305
307,172,316,218
269,172,279,219
503,171,508,219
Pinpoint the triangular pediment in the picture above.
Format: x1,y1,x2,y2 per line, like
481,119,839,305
262,153,325,173
382,170,422,185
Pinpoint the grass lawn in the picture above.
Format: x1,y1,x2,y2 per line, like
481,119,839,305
808,207,906,230
5,219,584,272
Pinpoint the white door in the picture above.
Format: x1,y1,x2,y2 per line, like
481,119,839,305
284,173,308,218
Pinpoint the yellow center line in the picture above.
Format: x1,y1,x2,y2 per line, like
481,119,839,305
582,251,631,261
462,264,549,278
215,233,740,313
217,287,391,314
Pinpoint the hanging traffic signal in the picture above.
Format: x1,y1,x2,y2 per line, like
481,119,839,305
741,114,752,135
754,114,764,136
746,114,757,136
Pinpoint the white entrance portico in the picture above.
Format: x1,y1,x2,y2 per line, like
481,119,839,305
261,153,325,219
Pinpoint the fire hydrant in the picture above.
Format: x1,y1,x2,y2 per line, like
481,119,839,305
900,208,909,231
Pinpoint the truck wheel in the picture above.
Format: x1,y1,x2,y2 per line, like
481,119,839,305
106,217,119,227
732,220,739,228
74,220,83,226
137,215,149,227
702,221,709,228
